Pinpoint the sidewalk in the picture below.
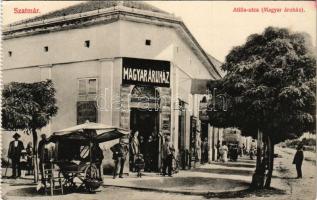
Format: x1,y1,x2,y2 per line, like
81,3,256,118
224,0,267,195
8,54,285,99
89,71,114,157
103,157,256,195
278,147,316,164
272,147,317,200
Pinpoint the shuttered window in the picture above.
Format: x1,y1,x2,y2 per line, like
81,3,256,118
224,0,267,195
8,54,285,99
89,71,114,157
78,78,97,95
88,79,97,94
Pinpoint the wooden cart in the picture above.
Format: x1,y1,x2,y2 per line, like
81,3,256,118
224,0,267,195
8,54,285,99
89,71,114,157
43,122,129,194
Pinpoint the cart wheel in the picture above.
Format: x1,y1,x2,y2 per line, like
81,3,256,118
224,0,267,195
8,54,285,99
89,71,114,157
84,164,101,192
84,164,99,180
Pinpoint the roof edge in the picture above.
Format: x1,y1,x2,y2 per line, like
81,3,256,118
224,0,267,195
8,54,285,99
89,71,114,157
3,5,221,79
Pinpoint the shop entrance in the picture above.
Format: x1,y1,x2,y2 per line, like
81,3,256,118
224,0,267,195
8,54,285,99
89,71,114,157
129,85,161,172
130,109,160,171
201,122,209,163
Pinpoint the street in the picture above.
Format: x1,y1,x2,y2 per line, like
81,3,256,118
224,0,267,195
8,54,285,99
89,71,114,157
1,147,316,200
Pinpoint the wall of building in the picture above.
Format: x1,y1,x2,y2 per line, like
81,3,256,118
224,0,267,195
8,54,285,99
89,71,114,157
118,20,215,156
119,20,213,80
51,61,101,131
3,17,217,169
3,23,120,70
119,20,174,61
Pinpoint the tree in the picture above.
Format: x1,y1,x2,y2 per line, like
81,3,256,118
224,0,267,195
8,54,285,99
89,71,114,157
2,80,58,182
207,27,316,189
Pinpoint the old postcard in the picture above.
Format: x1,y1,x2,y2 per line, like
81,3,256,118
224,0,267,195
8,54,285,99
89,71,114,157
1,1,316,200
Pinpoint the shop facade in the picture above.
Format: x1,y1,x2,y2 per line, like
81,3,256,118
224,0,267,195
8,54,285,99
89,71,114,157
2,2,222,172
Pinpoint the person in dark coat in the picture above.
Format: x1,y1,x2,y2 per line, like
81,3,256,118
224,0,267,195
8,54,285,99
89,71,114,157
8,133,24,178
216,140,221,161
91,142,104,179
111,138,129,179
144,136,155,172
293,143,304,178
201,137,209,164
38,134,48,184
162,136,174,177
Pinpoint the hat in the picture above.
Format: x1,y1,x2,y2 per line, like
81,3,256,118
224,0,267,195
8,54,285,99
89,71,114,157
297,143,303,150
13,133,21,138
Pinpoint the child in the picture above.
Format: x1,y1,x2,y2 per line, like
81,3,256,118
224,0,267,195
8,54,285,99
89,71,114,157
134,154,145,178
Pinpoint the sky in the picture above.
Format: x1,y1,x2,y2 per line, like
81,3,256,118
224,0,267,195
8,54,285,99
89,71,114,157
2,1,316,62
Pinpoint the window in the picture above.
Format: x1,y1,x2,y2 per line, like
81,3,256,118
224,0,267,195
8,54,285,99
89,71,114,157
44,46,49,52
78,78,97,95
8,51,12,57
88,79,97,94
77,101,97,124
78,79,87,95
145,39,151,46
84,40,90,48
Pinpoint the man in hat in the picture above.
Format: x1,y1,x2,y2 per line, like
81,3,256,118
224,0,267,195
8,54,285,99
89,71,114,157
293,143,304,178
111,138,129,179
8,133,24,178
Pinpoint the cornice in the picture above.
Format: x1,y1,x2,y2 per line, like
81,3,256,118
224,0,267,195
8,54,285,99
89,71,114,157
3,6,221,79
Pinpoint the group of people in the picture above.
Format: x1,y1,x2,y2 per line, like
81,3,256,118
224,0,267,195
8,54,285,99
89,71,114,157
8,131,306,182
7,133,33,178
110,131,175,178
7,132,52,180
217,141,229,162
195,134,209,164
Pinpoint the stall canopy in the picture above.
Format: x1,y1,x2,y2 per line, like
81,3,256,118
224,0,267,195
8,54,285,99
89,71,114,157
50,122,130,143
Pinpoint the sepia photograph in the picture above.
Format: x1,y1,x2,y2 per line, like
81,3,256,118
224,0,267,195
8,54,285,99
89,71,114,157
1,1,316,200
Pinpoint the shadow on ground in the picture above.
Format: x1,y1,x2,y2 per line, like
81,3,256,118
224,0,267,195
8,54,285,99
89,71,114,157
272,176,297,180
4,187,43,197
211,162,256,168
204,188,286,199
192,168,254,176
4,186,100,197
116,177,249,194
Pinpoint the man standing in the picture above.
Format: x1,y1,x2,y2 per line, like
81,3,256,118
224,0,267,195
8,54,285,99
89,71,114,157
201,137,209,164
216,140,221,161
38,134,48,184
91,142,104,179
8,133,24,178
144,136,154,172
111,138,129,179
162,136,174,177
293,143,304,178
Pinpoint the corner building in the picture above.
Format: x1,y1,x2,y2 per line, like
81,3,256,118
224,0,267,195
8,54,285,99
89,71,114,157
3,1,223,171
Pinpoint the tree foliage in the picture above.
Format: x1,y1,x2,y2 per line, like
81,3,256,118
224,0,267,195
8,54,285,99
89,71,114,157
2,79,58,133
208,27,316,144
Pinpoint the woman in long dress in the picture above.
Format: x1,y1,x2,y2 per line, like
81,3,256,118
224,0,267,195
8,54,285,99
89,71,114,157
220,142,228,162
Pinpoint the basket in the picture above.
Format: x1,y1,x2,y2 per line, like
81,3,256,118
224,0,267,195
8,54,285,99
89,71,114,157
84,179,103,190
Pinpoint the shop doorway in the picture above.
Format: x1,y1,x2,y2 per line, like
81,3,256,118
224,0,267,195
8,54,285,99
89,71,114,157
201,122,209,162
130,109,160,171
129,86,161,172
